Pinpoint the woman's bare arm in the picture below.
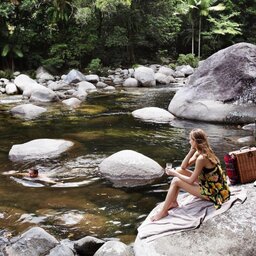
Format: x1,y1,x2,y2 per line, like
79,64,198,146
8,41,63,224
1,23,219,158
181,147,198,170
167,156,205,184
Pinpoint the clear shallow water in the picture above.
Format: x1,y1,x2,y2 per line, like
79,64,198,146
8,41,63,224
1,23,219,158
0,86,252,244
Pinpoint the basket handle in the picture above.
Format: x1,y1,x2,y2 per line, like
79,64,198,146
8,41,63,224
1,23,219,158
239,145,256,151
239,145,256,158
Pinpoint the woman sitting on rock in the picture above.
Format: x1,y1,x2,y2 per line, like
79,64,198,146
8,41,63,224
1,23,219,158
151,128,230,221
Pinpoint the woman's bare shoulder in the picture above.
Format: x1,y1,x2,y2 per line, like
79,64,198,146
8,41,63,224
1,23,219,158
196,154,208,165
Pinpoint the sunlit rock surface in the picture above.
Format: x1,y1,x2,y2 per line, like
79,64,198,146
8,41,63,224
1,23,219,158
99,150,164,187
132,107,175,123
9,138,74,161
134,184,256,256
10,103,47,119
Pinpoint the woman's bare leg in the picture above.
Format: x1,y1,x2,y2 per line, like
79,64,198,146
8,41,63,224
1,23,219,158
151,177,204,221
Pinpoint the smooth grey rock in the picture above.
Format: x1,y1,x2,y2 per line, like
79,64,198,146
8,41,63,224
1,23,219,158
132,107,175,123
96,81,108,88
0,78,9,85
102,86,115,91
242,123,256,131
11,103,47,119
85,74,100,83
65,69,85,84
94,241,134,256
169,43,256,123
76,81,97,93
14,74,58,102
62,98,81,108
134,66,156,87
29,86,59,102
13,71,21,77
99,150,164,187
175,65,194,76
6,82,18,95
9,138,74,162
134,184,256,256
154,73,176,84
48,81,70,91
113,77,124,85
14,74,38,96
72,89,88,101
47,243,75,256
36,66,54,81
74,236,105,256
173,70,185,78
123,78,139,87
158,66,175,77
3,227,58,256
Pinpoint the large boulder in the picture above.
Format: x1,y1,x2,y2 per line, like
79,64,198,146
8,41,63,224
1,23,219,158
98,150,164,187
168,43,256,123
134,66,156,87
3,227,58,256
9,138,74,162
14,74,58,102
134,184,256,256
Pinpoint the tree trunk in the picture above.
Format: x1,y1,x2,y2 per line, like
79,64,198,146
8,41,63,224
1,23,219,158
198,16,201,59
192,21,194,55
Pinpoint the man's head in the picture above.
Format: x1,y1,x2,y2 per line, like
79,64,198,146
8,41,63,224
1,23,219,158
29,167,38,178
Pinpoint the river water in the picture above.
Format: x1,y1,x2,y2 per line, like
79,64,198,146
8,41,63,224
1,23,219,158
0,85,251,244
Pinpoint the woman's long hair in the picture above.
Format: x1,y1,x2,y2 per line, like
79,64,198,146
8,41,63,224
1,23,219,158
190,128,219,165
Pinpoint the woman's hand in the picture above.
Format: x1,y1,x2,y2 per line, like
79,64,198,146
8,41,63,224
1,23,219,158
189,146,196,153
165,167,177,176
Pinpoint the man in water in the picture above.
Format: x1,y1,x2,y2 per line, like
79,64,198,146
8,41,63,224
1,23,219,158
3,167,58,185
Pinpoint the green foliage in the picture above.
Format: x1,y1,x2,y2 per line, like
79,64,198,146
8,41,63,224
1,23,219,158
177,53,199,68
0,0,255,72
87,58,102,74
168,63,176,70
42,43,74,72
95,0,131,13
0,2,15,19
207,13,242,35
132,63,140,69
157,49,171,65
0,69,13,79
75,7,93,25
105,26,128,47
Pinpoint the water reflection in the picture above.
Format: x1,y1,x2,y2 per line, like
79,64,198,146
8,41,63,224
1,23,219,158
0,86,253,243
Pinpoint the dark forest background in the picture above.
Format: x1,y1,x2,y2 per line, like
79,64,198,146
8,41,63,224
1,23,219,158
1,0,256,75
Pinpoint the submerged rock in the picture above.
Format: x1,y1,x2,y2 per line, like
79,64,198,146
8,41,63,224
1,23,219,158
98,150,164,187
169,43,256,123
132,107,175,123
10,103,47,119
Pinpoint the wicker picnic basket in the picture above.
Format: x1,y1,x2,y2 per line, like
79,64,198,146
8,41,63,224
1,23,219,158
230,146,256,184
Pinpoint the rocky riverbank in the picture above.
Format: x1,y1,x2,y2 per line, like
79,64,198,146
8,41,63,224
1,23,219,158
0,42,256,256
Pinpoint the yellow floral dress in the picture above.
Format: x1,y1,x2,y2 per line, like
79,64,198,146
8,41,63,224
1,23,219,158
198,163,230,209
